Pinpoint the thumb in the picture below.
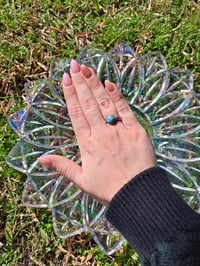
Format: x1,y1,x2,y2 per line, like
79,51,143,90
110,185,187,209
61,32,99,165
38,155,82,186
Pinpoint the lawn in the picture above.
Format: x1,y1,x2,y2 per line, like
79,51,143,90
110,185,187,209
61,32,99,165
0,0,199,265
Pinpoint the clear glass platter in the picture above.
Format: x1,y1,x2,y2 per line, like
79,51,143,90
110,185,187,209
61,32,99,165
6,44,200,255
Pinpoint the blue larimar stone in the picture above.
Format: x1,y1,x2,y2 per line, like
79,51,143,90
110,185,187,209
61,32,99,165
106,115,117,125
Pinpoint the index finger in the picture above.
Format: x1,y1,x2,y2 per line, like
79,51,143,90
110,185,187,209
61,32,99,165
62,72,90,140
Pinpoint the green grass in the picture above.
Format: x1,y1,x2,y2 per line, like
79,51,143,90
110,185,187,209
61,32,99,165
0,0,200,265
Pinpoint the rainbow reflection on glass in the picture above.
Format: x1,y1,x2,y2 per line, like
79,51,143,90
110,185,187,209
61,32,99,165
6,44,200,255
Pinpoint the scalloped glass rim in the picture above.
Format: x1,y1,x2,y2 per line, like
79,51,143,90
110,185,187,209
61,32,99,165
6,43,200,255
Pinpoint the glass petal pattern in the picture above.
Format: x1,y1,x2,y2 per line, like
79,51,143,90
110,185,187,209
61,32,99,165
6,44,200,254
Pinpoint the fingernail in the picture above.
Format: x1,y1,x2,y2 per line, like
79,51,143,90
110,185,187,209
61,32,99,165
37,157,51,167
62,73,72,86
105,80,115,92
81,65,92,79
70,59,80,73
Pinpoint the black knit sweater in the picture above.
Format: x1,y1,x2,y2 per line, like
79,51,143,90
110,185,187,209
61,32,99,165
106,167,200,265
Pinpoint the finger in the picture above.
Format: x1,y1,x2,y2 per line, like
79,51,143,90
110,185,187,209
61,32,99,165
81,65,119,120
105,81,139,128
70,60,105,128
62,73,90,139
38,155,82,187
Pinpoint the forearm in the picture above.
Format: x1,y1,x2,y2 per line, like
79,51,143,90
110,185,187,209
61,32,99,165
106,167,200,265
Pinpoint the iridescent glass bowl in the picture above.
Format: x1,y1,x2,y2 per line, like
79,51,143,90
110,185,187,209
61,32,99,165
6,44,200,255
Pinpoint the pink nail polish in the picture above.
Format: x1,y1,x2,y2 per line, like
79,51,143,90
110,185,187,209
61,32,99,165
70,59,80,73
81,65,92,79
105,80,115,92
62,73,72,86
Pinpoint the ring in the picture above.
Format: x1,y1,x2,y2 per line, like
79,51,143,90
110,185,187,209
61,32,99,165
105,115,122,125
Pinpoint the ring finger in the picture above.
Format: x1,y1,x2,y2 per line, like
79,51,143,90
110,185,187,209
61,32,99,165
105,81,139,129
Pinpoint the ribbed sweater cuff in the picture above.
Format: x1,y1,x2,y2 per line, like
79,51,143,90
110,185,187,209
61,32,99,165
106,167,200,258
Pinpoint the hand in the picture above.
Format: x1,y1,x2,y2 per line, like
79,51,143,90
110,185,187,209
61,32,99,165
38,60,156,205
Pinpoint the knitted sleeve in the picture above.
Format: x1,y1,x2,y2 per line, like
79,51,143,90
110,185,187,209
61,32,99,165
106,167,200,265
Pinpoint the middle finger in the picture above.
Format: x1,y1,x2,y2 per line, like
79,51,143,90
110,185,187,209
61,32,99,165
70,60,105,129
80,65,119,123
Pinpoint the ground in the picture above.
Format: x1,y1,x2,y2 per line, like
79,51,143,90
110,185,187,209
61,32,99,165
0,0,199,265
